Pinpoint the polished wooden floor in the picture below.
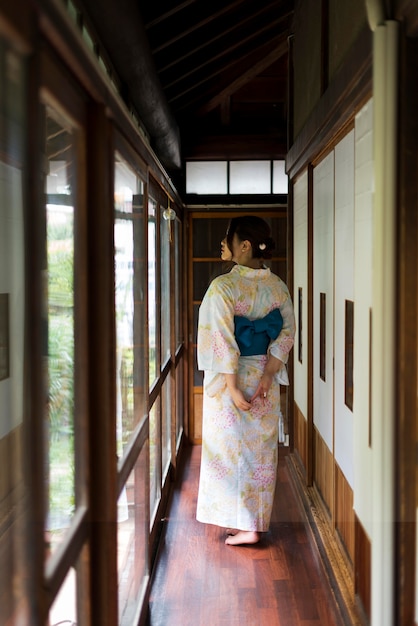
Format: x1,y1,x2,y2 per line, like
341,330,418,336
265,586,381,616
148,444,348,626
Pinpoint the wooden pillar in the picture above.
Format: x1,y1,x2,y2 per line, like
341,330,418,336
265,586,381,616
87,102,118,626
395,30,418,626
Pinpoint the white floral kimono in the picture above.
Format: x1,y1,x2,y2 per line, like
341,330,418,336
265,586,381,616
196,264,295,532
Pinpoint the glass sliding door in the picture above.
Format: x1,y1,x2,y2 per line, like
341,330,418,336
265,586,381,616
149,396,161,524
174,218,184,446
114,155,147,446
160,204,171,476
39,60,89,626
117,446,148,625
148,197,158,388
0,5,188,623
44,106,77,550
160,204,171,367
148,194,161,524
114,152,148,624
148,186,182,530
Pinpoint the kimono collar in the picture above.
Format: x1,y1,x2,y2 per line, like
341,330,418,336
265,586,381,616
231,264,271,279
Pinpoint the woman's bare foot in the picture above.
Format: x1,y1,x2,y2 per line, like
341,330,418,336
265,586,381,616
225,530,260,545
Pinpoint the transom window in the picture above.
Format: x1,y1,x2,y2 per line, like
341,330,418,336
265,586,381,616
186,160,288,195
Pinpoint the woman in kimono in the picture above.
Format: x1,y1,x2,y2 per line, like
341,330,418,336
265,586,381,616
196,215,295,545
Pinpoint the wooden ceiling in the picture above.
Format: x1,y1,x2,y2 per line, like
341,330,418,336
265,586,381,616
138,0,294,161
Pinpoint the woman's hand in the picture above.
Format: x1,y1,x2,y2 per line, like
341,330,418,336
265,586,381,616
230,388,252,410
250,355,284,403
250,373,274,402
225,373,252,410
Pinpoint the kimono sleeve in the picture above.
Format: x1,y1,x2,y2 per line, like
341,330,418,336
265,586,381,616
269,283,296,366
197,277,240,373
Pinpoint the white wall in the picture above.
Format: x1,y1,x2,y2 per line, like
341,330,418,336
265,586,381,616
313,152,334,450
334,130,355,487
293,170,308,419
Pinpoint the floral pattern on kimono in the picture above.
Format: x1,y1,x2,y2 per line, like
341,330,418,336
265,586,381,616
196,264,295,531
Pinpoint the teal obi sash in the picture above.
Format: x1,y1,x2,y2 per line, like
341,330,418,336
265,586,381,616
234,308,283,356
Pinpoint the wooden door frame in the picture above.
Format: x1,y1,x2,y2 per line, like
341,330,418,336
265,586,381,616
395,29,418,626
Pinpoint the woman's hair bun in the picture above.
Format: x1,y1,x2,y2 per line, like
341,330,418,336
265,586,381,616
226,215,276,259
258,236,275,258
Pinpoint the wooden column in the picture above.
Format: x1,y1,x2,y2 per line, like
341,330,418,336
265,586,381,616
395,31,418,626
87,102,118,626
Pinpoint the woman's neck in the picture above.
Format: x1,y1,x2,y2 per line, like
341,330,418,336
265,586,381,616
239,259,263,269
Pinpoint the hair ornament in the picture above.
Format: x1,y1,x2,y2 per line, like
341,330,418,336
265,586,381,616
259,242,266,250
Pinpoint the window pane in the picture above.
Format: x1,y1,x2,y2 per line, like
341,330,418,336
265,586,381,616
161,375,171,479
148,198,158,386
118,444,148,625
49,567,77,625
149,397,161,523
44,106,76,551
174,219,182,347
160,205,170,365
114,155,146,454
230,160,270,194
176,361,184,443
273,160,288,193
186,161,227,194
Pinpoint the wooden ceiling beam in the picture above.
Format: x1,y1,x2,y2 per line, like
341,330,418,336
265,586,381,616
144,0,199,29
164,22,286,92
192,39,288,115
150,0,248,54
169,38,285,113
157,0,289,74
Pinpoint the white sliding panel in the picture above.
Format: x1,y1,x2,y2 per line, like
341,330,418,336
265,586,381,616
313,152,334,450
334,130,355,487
353,99,374,536
293,170,308,419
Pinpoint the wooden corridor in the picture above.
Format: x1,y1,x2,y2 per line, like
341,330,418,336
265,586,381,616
148,444,354,626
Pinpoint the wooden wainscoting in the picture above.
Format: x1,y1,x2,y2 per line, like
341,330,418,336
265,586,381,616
0,426,23,496
294,402,307,469
0,425,24,624
314,427,334,518
314,429,355,567
335,463,355,564
355,514,371,623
